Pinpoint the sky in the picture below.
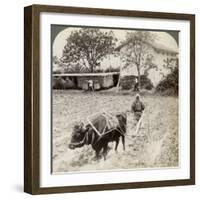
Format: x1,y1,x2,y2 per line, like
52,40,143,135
52,27,179,59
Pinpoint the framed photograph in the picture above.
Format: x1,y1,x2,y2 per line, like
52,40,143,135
24,4,195,194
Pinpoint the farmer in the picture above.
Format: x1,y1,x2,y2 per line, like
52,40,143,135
88,79,94,91
134,77,139,91
131,94,145,121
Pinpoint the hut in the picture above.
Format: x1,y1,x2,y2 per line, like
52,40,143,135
53,72,119,90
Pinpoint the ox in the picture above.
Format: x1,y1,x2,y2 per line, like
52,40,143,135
68,113,126,160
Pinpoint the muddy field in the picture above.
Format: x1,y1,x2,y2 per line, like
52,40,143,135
52,89,178,173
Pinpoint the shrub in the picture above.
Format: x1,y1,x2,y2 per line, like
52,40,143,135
53,77,75,89
120,75,154,90
120,76,135,90
156,67,178,95
104,66,120,73
140,75,154,90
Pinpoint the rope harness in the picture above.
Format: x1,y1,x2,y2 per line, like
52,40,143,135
87,111,126,138
80,111,145,146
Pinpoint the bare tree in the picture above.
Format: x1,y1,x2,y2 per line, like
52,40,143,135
121,31,156,87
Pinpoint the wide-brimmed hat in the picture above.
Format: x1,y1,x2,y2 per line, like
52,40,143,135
136,93,140,99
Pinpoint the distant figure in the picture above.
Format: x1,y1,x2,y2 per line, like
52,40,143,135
88,79,94,91
134,77,139,91
131,94,145,121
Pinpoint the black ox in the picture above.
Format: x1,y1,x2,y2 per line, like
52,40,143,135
68,113,127,160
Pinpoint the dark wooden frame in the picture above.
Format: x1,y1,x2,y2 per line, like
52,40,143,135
24,4,195,195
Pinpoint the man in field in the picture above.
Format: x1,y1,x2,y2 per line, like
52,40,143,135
131,94,145,122
88,79,94,91
134,77,139,91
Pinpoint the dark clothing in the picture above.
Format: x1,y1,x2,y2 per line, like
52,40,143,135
131,99,145,121
134,82,139,91
131,100,145,113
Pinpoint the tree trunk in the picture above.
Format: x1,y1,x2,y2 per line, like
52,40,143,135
117,65,122,91
136,64,141,88
91,65,94,73
89,62,94,73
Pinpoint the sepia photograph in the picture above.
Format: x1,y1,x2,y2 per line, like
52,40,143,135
51,25,179,173
24,5,195,194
